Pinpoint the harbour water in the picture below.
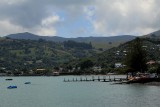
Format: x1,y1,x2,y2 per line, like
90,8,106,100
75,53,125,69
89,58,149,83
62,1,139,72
0,76,160,107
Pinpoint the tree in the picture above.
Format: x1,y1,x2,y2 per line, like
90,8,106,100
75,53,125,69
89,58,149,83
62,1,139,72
80,59,94,70
156,64,160,74
124,38,147,73
54,66,59,71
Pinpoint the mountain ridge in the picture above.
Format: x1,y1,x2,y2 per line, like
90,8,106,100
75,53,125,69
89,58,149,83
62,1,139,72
6,32,136,49
144,30,160,38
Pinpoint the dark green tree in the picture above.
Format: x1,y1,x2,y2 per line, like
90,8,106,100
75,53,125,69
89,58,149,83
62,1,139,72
80,59,94,70
124,38,147,73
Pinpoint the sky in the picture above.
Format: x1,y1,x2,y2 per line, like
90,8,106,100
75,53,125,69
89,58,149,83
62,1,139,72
0,0,160,37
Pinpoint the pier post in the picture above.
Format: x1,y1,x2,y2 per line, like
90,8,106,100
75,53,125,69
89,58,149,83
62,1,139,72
109,75,111,81
103,76,106,82
98,76,100,81
92,76,94,81
86,77,87,81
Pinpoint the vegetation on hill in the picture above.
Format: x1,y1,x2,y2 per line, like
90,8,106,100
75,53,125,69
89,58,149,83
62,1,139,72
124,38,147,74
0,38,96,72
63,40,92,49
91,38,160,73
63,37,160,74
1,35,160,75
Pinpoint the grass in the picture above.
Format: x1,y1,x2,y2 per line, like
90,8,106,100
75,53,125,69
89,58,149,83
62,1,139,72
92,41,123,50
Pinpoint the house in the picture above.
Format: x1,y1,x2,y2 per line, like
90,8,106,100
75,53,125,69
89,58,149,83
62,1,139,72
36,69,46,71
142,46,147,48
53,72,60,76
93,66,102,72
146,60,156,65
0,73,7,76
115,63,123,68
35,69,46,74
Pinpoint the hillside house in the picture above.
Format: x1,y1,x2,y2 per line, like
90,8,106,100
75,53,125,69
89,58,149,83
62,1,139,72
115,63,124,68
93,66,102,72
146,60,156,65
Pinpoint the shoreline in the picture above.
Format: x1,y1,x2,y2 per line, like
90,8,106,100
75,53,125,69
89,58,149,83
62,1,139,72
144,82,160,86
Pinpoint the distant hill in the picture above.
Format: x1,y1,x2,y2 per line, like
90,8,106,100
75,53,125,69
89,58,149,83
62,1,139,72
143,30,160,38
7,32,67,42
6,32,136,49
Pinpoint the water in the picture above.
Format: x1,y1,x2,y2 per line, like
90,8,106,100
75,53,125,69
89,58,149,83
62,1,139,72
0,76,160,107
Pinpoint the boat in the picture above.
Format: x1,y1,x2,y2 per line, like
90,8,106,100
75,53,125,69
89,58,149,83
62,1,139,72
24,82,31,84
7,86,17,89
5,79,13,81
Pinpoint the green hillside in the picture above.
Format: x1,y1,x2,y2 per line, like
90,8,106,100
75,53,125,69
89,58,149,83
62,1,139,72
0,38,96,71
94,38,160,68
2,36,160,74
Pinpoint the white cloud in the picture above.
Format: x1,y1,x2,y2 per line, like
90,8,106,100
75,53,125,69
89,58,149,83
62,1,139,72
36,15,60,36
0,0,26,5
0,15,60,36
0,20,26,36
0,0,92,36
41,15,60,26
0,0,160,37
86,0,160,36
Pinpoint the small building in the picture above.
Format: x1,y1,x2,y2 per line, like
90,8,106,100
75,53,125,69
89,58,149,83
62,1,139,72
115,63,123,68
93,66,102,72
0,73,7,76
146,60,156,65
36,69,46,71
35,69,46,74
142,46,147,48
53,72,60,76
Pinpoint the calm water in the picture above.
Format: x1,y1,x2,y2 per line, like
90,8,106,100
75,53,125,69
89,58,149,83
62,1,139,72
0,76,160,107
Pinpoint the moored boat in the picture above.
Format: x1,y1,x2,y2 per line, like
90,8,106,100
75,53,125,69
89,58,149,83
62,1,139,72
24,82,31,84
7,86,17,89
5,79,13,81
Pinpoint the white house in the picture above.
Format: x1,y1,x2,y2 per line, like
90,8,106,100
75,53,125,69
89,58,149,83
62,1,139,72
115,63,123,68
93,66,102,72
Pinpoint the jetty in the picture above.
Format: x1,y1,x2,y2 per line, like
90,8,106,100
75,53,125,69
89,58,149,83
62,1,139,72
63,75,127,82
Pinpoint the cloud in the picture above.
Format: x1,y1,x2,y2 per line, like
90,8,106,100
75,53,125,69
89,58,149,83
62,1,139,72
0,0,93,36
0,20,25,36
0,0,160,37
0,15,60,36
87,0,160,36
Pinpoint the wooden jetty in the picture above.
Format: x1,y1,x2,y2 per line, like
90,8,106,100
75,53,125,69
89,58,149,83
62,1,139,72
63,76,127,82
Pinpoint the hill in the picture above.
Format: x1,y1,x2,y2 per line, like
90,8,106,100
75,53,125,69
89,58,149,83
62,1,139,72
6,32,136,49
93,37,160,68
93,30,160,67
0,38,96,71
143,30,160,38
58,37,160,75
7,32,67,42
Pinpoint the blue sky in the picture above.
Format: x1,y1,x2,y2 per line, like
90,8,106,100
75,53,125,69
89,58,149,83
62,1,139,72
0,0,160,37
56,15,94,37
